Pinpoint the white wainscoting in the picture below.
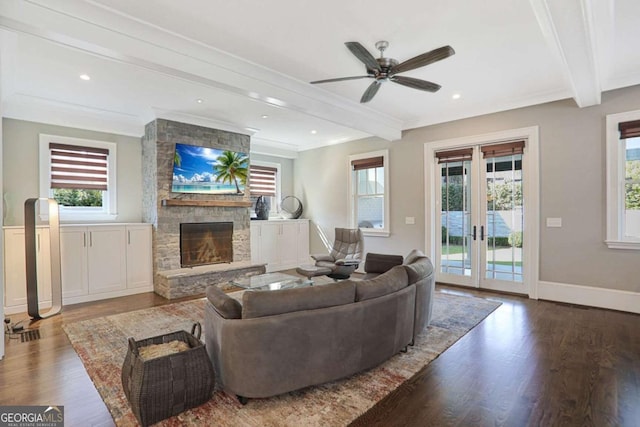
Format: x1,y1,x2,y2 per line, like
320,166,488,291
537,281,640,314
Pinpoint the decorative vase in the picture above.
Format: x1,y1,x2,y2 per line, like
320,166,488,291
255,196,269,220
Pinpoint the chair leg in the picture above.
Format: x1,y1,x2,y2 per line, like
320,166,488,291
237,395,249,405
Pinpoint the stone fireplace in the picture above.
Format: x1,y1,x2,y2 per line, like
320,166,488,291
180,222,233,267
142,119,265,298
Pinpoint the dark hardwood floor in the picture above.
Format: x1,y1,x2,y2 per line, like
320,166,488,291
2,285,639,426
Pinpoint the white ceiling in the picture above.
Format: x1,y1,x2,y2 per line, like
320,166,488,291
1,0,639,157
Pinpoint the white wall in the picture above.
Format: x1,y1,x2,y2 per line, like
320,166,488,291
295,85,640,294
2,118,143,225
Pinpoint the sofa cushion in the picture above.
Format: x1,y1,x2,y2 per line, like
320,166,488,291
404,257,434,284
207,286,242,319
364,252,404,275
355,265,409,302
242,281,356,319
403,249,427,265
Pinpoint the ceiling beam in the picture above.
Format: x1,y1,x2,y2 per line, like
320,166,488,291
529,0,613,107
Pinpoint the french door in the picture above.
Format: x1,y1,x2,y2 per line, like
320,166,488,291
435,141,527,294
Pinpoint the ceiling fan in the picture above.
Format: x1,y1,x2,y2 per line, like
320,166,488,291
310,41,455,103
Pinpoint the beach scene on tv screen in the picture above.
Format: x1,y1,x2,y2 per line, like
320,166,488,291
172,143,248,194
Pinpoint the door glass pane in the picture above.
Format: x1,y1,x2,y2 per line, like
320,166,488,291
624,138,640,238
440,160,472,276
485,154,523,282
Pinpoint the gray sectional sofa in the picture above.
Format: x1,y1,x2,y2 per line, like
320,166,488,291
204,250,434,402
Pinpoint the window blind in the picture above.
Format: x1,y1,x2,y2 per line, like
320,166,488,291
49,143,109,191
249,165,277,197
481,141,525,159
619,119,640,139
351,156,384,170
435,148,473,164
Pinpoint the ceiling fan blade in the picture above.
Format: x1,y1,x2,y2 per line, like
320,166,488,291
310,76,372,84
345,42,381,72
360,81,381,103
391,76,441,92
390,45,455,75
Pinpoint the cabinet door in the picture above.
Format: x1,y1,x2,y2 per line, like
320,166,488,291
260,222,280,272
4,228,51,307
36,229,52,302
87,226,127,294
4,229,27,307
250,223,261,264
297,221,311,264
126,225,152,288
279,222,300,269
60,227,89,298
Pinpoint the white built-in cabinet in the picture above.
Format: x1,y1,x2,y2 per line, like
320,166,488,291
4,227,52,310
250,219,310,272
3,223,152,314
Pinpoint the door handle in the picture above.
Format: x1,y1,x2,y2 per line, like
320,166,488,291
472,226,477,241
480,225,485,241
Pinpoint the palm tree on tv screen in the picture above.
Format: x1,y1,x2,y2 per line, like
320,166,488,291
213,150,248,193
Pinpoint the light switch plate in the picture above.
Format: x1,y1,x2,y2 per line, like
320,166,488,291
546,217,562,227
405,216,415,225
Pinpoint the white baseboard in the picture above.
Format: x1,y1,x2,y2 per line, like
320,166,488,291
537,281,640,314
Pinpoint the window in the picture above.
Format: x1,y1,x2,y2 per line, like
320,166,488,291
349,150,389,236
39,134,117,221
606,111,640,249
249,162,280,215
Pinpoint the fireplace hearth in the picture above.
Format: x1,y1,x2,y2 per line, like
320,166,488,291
180,222,233,268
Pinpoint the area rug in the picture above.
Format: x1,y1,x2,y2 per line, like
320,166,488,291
63,291,501,426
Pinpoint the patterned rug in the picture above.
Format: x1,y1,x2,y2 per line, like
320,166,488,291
63,291,501,426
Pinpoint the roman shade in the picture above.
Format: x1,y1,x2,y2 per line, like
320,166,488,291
619,119,640,139
49,143,109,191
351,156,384,170
435,148,473,164
481,141,525,159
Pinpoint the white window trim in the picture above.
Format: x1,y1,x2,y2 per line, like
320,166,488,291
348,149,390,237
605,110,640,250
251,160,281,216
39,134,118,222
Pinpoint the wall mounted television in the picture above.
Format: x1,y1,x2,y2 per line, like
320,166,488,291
171,143,248,195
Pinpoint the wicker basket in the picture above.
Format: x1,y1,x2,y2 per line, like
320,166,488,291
121,323,214,426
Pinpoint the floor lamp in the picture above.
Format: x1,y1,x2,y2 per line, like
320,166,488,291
24,198,63,319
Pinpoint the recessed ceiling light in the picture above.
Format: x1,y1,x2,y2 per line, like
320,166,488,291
79,74,91,81
196,98,204,103
310,130,317,134
452,93,461,100
261,115,268,119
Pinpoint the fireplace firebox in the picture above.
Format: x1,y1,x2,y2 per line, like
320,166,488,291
180,222,233,267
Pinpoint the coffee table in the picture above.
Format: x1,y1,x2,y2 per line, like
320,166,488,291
232,272,312,291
